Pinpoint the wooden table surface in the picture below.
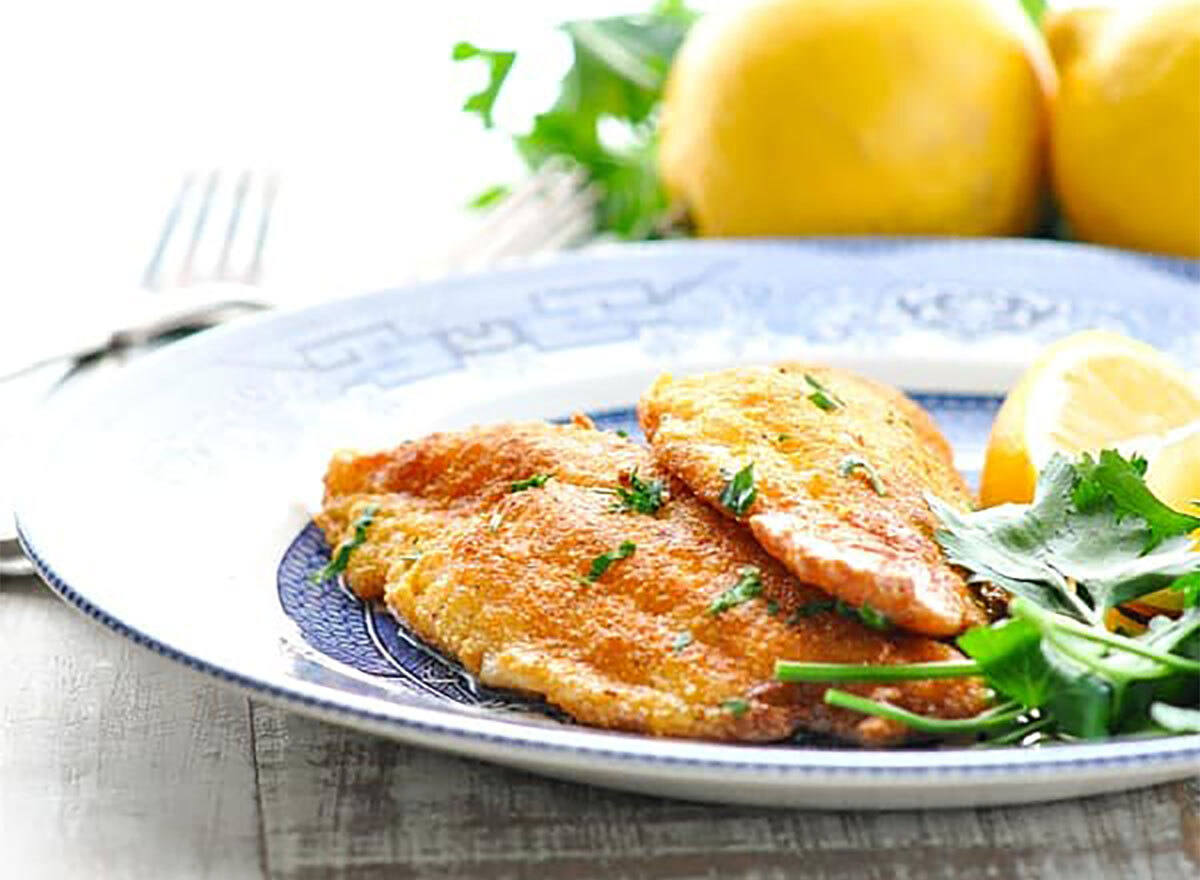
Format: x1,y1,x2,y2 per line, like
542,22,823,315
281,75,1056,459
2,573,1196,879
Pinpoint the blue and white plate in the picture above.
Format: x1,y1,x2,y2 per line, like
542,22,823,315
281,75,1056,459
16,239,1200,809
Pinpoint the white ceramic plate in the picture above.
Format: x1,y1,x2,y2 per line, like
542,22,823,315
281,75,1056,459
16,239,1200,809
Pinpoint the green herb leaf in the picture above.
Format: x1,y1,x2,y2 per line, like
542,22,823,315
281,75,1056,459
958,617,1057,709
765,599,780,617
930,451,1200,621
605,469,666,515
310,505,379,584
1019,0,1048,25
1072,449,1200,550
722,698,750,717
839,455,886,495
708,567,764,616
584,540,637,582
468,183,511,210
1171,572,1200,609
511,473,554,493
457,2,697,239
452,42,516,129
671,631,693,654
804,374,844,412
719,463,757,516
857,602,892,631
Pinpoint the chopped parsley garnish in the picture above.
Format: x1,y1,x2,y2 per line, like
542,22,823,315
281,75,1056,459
766,599,780,617
722,698,750,717
773,449,1200,745
785,597,890,630
511,473,554,493
615,429,630,439
604,470,666,515
719,463,757,516
672,632,693,654
776,433,792,444
839,455,886,495
583,540,637,583
310,505,379,584
708,567,764,616
804,373,844,412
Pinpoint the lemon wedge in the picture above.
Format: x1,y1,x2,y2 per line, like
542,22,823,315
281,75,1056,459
981,330,1200,507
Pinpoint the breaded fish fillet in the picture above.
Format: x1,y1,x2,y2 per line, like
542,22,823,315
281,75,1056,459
317,421,987,744
638,365,988,637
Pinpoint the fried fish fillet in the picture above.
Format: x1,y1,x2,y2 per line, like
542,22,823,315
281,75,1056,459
317,420,986,744
639,365,989,637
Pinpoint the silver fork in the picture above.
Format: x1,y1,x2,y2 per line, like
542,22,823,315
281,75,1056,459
0,170,280,577
0,170,279,384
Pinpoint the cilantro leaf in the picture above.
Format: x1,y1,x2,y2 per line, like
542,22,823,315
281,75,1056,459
457,2,697,239
452,42,516,129
719,463,757,516
583,540,636,582
511,473,554,493
310,505,379,585
929,451,1200,621
1171,572,1200,609
1073,449,1200,550
722,698,750,717
804,373,844,412
605,469,666,515
708,567,763,616
958,617,1056,709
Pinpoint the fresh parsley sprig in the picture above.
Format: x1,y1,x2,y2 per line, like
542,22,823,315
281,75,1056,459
719,463,757,516
583,540,637,583
310,505,379,585
603,470,667,515
454,0,697,239
708,567,764,616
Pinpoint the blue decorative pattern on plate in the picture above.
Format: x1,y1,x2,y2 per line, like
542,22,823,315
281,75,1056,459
16,240,1200,809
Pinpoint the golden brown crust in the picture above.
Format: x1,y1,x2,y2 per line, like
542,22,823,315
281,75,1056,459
317,421,988,745
638,364,988,636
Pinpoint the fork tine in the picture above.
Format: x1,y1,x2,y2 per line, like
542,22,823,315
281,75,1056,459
217,170,252,279
142,173,195,291
244,173,278,285
181,170,220,287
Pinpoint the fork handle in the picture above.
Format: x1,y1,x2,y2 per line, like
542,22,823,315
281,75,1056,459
0,284,270,383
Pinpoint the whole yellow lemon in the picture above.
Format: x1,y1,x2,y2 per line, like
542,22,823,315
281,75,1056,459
1046,2,1200,257
658,0,1055,237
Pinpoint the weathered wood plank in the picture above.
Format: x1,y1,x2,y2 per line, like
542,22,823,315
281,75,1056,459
0,577,263,879
252,704,1198,880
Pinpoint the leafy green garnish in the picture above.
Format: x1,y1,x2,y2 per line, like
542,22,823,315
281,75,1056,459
1171,572,1200,609
708,567,763,616
765,599,780,617
785,597,890,631
719,463,757,516
773,449,1200,744
583,540,637,582
839,455,886,495
604,470,666,515
310,505,379,584
452,42,516,129
722,698,750,717
454,1,696,239
1073,449,1200,550
928,452,1200,623
511,473,554,493
671,631,693,654
804,374,844,412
